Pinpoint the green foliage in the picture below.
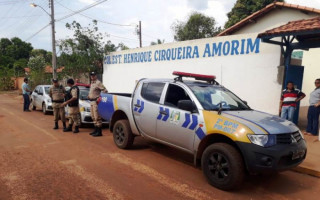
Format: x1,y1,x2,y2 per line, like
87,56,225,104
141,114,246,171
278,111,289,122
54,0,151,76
172,12,221,41
27,56,49,87
0,37,33,79
30,49,52,64
58,20,106,78
150,39,165,46
58,21,130,79
224,0,285,29
118,42,129,51
13,58,28,77
104,40,117,54
0,66,14,90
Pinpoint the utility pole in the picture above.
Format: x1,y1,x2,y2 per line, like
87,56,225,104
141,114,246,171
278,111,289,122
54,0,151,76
139,21,142,48
30,1,57,79
50,0,57,79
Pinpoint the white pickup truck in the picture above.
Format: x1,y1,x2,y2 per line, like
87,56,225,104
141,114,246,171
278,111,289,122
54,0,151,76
97,72,307,190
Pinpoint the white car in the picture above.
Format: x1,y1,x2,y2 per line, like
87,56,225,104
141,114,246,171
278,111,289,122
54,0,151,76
30,85,53,114
65,85,107,126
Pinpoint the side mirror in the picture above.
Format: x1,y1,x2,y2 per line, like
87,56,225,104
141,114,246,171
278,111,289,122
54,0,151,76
243,101,248,105
178,100,197,113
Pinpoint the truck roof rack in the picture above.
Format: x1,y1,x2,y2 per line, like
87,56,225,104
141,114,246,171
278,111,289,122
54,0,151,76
173,71,219,85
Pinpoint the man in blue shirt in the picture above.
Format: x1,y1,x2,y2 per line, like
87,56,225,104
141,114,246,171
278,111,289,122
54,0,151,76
305,78,320,136
22,77,31,112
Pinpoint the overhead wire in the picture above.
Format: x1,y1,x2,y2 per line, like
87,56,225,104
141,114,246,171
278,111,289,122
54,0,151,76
56,0,135,27
55,0,109,22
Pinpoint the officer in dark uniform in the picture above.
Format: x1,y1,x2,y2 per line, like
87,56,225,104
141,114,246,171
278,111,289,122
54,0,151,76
61,79,81,133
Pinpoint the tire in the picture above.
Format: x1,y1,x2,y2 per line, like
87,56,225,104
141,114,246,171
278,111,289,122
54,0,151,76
113,120,134,149
42,103,49,115
201,143,245,191
30,99,36,110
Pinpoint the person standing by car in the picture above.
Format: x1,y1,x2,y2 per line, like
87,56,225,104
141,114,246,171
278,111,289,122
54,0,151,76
22,77,31,112
61,79,80,133
88,72,108,137
49,79,67,130
279,81,305,122
305,79,320,136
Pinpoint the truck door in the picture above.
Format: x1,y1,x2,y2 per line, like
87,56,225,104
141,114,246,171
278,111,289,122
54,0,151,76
156,83,197,151
132,82,166,138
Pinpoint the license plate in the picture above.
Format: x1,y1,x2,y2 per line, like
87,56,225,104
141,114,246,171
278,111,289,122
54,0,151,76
292,149,306,160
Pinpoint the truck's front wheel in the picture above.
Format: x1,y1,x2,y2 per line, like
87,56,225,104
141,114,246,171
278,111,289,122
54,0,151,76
201,143,244,190
113,120,134,149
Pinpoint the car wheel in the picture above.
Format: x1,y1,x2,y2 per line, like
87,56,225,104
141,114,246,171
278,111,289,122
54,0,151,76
30,99,36,110
113,120,134,149
42,103,49,115
201,143,245,191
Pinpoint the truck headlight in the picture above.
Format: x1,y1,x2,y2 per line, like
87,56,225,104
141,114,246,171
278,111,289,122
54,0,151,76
247,134,276,147
47,99,51,103
85,107,91,112
298,130,304,140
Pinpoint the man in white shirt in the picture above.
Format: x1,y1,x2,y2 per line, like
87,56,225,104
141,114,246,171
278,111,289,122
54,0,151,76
22,77,31,112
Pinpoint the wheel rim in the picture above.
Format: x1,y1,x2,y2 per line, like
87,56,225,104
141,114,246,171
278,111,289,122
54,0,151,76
115,125,125,145
208,152,230,181
43,104,46,113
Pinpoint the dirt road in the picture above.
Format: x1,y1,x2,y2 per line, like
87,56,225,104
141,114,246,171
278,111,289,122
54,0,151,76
0,92,319,200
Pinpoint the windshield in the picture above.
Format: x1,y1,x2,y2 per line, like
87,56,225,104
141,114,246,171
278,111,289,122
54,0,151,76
44,87,50,94
189,85,250,111
80,89,89,100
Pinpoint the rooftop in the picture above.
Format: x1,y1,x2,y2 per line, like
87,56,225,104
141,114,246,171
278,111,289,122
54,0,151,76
218,2,320,36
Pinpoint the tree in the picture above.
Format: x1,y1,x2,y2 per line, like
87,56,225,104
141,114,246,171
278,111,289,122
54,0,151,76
171,12,221,41
30,49,52,64
0,37,33,71
224,0,285,29
150,39,165,46
118,42,129,51
58,20,108,78
28,56,48,87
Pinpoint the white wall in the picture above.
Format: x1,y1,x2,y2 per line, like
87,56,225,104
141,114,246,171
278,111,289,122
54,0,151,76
299,49,320,127
103,33,282,115
234,8,319,35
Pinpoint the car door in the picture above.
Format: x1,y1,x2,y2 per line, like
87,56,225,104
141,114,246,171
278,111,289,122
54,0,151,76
156,83,198,151
132,82,166,138
33,86,39,108
38,86,44,105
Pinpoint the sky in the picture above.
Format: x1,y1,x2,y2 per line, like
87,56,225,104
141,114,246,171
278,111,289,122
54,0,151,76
0,0,320,52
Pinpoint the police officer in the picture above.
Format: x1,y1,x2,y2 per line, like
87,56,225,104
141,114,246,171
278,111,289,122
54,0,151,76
88,72,108,137
61,79,80,133
49,78,67,130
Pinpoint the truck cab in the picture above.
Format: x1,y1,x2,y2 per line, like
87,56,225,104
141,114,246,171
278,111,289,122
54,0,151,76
98,71,307,190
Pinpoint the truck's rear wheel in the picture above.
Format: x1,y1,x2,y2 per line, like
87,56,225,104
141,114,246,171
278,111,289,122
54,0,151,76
201,143,244,191
113,120,134,149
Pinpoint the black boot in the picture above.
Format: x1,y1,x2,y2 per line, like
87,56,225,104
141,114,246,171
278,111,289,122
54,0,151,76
53,122,58,129
63,124,73,132
89,126,97,135
92,127,102,137
63,122,67,131
73,126,79,133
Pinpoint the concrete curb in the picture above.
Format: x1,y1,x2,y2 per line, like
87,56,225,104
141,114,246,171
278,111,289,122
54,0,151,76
292,166,320,178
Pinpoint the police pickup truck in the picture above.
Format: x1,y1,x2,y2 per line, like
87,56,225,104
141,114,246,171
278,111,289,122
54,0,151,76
97,71,307,190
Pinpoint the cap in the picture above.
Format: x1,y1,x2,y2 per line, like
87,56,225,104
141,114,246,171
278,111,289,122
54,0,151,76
52,78,58,83
67,78,74,85
90,71,96,76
